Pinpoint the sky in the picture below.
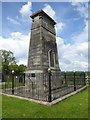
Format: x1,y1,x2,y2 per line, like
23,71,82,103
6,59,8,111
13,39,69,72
0,1,89,71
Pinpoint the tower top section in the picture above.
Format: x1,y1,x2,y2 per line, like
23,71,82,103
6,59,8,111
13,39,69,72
30,10,56,25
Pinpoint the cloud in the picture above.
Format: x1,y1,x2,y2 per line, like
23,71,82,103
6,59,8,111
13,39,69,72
57,2,88,71
71,2,88,19
0,32,30,65
7,16,20,25
17,59,27,65
6,2,32,26
57,29,88,71
19,2,32,21
43,4,56,19
11,32,22,40
69,0,89,2
55,22,65,34
56,37,88,71
89,3,90,40
72,21,88,43
71,4,88,41
43,4,65,34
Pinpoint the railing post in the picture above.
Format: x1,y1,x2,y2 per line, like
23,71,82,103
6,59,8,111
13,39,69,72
64,72,67,85
74,72,76,91
4,73,6,92
23,73,25,86
83,72,86,85
12,70,14,95
48,68,52,102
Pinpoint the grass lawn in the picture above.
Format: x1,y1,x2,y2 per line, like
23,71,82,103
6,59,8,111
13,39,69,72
1,81,24,89
2,87,89,118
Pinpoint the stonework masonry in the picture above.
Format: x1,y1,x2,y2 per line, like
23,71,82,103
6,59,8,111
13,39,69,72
25,10,61,101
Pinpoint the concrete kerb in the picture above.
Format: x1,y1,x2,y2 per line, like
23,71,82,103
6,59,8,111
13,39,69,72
1,85,87,106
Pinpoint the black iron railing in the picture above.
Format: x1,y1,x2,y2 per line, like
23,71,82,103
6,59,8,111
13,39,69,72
1,71,88,102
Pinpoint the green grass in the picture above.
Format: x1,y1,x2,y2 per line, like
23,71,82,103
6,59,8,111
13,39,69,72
0,93,2,119
1,81,24,89
2,87,88,118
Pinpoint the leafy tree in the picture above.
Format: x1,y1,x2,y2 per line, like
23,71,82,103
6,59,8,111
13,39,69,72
10,64,26,75
10,64,19,75
18,64,26,74
1,50,16,65
1,49,27,75
1,50,16,74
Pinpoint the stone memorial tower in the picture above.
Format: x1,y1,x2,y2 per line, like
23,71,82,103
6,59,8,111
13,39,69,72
26,10,61,101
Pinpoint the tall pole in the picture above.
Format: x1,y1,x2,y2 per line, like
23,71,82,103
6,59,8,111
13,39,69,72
12,70,14,95
4,73,6,92
83,72,86,85
48,68,52,102
23,72,25,86
74,72,76,91
64,72,67,85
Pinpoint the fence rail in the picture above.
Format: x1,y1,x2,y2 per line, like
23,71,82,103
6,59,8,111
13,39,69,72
1,71,89,102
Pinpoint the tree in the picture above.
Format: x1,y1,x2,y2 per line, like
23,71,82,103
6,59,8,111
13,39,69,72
1,50,16,74
1,49,27,75
10,64,19,75
10,64,26,75
18,64,27,74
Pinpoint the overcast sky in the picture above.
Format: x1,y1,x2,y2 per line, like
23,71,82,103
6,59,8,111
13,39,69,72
0,2,89,71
